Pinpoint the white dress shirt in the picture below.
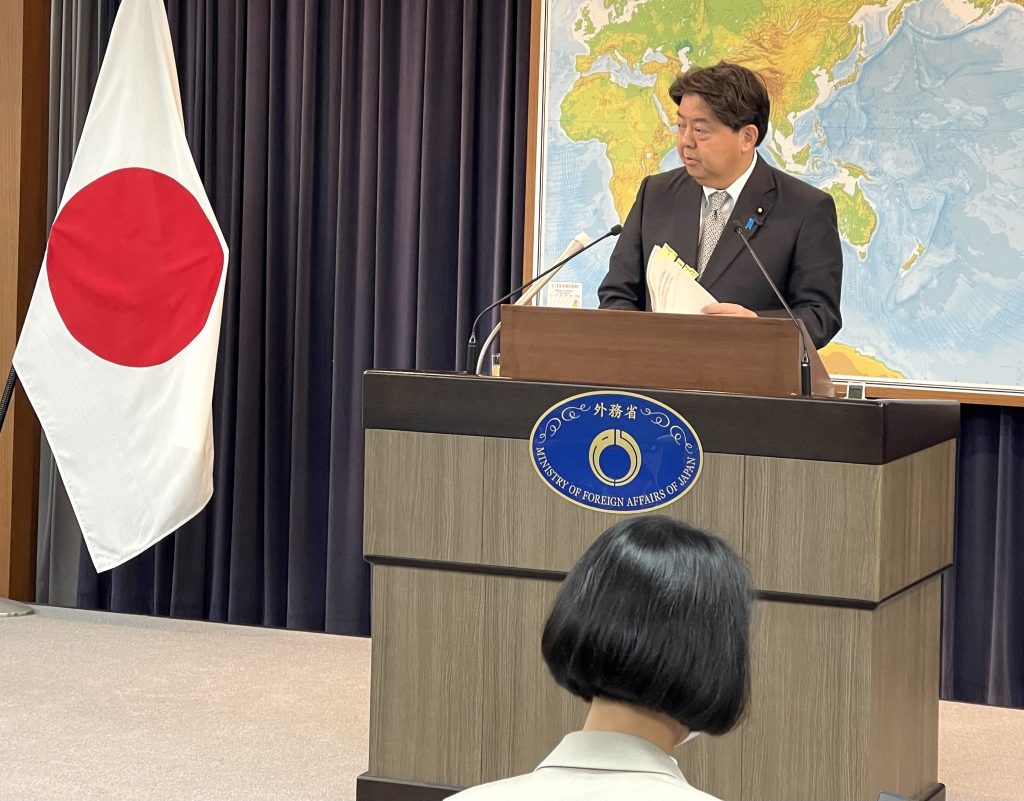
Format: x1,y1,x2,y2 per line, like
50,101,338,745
698,152,759,240
448,731,719,801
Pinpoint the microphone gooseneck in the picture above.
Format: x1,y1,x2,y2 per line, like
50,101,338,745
464,224,623,374
732,225,812,397
474,232,590,375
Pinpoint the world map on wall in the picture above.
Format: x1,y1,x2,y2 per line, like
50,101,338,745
536,0,1024,389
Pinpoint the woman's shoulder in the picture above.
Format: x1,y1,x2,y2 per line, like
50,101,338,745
446,772,534,801
447,766,719,801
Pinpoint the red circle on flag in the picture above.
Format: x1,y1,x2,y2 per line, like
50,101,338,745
47,167,224,367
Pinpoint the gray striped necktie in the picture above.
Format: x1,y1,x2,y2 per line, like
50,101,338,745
697,190,730,275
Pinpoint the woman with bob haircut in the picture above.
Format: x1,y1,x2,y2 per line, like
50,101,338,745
451,514,753,801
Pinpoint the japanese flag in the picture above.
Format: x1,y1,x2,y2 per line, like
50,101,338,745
13,0,228,572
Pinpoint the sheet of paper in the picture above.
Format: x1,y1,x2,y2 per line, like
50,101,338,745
545,280,583,308
645,244,717,314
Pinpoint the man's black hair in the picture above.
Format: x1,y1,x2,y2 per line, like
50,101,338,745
670,61,770,146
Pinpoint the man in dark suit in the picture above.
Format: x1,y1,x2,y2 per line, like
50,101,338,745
598,62,843,348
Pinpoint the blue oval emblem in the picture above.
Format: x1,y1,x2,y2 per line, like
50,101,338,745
530,391,703,513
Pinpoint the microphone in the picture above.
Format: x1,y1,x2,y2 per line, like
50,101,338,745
474,232,591,375
464,224,622,374
732,224,812,396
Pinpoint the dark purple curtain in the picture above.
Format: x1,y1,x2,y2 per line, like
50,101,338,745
44,1,1024,708
59,0,529,634
942,405,1024,708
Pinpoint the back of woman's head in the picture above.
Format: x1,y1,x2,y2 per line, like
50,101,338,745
541,515,753,735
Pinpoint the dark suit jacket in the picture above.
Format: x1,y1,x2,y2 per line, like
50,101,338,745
598,156,843,348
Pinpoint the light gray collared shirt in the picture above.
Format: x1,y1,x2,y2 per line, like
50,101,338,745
449,731,719,801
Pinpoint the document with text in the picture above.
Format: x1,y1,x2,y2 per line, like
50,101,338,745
645,244,717,314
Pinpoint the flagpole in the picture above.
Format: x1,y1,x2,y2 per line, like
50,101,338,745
0,366,15,434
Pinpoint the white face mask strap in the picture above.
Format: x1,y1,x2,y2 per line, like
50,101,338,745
680,729,702,745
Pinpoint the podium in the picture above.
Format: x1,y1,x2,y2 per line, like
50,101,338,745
358,310,957,801
501,304,834,397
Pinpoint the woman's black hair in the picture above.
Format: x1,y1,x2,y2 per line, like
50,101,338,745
541,515,753,735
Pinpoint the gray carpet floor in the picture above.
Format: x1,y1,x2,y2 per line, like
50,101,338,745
0,606,370,800
1,605,1021,800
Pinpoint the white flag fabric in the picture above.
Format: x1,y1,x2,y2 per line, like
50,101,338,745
13,0,228,572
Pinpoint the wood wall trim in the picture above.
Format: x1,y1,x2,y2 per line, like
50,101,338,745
852,383,1024,408
0,0,49,600
522,0,544,283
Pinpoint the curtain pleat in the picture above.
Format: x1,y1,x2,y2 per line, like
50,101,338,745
39,0,529,636
326,0,380,635
942,405,1024,708
39,0,1024,709
36,0,120,608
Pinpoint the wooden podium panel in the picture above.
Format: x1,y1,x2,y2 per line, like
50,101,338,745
481,438,746,572
501,305,834,398
365,564,941,801
359,371,957,801
368,567,487,790
744,444,955,600
742,581,941,800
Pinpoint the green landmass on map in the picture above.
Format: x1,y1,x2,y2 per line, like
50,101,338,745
551,0,1024,385
968,0,1024,14
575,8,595,36
766,144,787,166
838,161,869,179
900,241,926,271
825,182,877,248
566,0,885,145
563,0,1024,223
887,0,916,32
561,71,677,220
561,0,898,224
880,0,1016,32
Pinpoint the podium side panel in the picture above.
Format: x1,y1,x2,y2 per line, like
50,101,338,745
868,578,941,799
744,455,881,599
744,601,871,800
368,566,485,788
479,574,587,782
878,442,955,598
482,437,745,572
364,430,484,563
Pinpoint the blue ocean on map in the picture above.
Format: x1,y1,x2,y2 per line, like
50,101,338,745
537,0,1024,388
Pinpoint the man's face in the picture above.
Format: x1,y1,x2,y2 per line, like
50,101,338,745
675,94,758,189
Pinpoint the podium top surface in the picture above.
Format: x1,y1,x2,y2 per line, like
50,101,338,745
363,370,959,465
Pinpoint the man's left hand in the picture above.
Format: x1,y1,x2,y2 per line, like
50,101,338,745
701,302,757,317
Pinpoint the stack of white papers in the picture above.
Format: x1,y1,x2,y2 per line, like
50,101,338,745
646,244,717,314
